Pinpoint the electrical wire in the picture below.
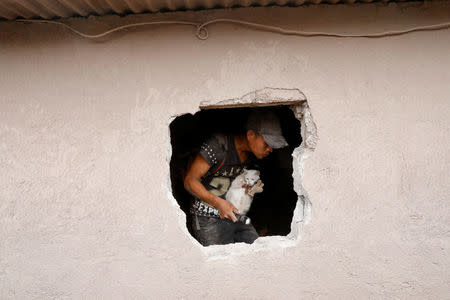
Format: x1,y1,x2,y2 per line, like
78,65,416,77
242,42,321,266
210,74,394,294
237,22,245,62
16,19,199,38
196,18,450,39
16,18,450,40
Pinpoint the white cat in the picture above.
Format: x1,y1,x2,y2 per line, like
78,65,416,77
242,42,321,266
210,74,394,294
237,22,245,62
225,169,264,215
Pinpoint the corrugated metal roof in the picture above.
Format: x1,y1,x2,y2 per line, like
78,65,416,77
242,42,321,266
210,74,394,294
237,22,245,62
0,0,412,20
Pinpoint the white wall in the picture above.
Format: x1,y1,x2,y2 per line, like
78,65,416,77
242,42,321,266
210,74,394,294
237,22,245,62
1,2,449,298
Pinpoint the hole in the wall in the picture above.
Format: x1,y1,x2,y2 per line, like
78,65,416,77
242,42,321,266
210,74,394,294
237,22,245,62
168,88,317,251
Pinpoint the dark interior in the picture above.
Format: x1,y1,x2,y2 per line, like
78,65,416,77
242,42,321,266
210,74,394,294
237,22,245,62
169,105,302,237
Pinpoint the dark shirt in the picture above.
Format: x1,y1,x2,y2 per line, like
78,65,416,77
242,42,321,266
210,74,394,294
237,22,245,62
190,134,255,217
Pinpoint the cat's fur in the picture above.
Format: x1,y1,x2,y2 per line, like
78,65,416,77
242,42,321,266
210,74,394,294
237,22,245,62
225,169,263,215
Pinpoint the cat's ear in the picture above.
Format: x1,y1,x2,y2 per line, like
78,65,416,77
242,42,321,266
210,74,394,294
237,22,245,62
243,168,248,174
255,170,260,176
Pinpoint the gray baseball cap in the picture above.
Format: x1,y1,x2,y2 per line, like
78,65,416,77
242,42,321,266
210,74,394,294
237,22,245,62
246,110,288,149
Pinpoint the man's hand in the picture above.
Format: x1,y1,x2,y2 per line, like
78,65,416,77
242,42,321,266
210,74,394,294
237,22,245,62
216,198,239,222
184,154,239,222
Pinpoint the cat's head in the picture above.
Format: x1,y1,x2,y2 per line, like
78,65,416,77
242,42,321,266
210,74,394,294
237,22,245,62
243,169,260,186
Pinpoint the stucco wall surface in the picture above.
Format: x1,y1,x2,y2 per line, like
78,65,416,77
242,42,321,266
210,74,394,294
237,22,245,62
1,2,449,299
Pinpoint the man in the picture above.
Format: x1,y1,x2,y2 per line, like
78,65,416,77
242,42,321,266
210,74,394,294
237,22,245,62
184,110,288,246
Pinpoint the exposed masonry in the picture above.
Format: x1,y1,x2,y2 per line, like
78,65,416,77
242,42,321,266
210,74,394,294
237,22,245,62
167,88,318,260
199,87,307,109
288,101,318,239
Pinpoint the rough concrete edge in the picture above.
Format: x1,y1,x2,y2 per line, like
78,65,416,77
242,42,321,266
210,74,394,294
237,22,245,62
166,87,318,260
287,101,318,240
165,113,202,247
199,87,306,108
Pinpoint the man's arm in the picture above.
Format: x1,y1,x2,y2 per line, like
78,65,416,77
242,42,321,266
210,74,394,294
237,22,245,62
184,153,238,222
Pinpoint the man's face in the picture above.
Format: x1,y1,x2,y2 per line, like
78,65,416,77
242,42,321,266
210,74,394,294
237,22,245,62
247,130,273,159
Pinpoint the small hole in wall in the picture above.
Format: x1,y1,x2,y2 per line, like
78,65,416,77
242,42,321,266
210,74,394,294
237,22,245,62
169,105,302,243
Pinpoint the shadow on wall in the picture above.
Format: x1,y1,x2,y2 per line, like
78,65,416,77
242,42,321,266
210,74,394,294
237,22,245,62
169,106,302,237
